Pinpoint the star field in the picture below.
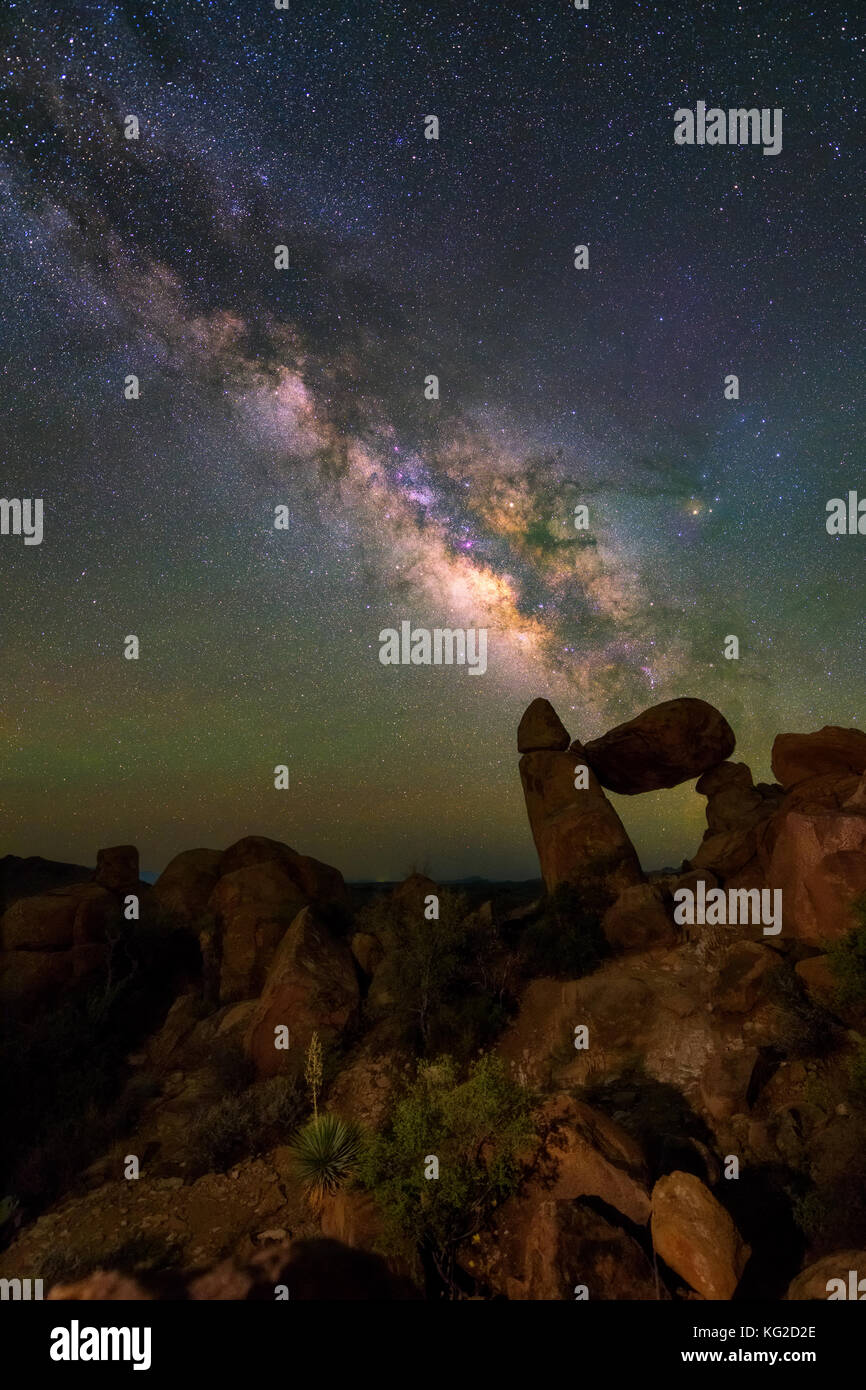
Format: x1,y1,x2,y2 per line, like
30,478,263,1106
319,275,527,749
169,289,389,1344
0,1,863,878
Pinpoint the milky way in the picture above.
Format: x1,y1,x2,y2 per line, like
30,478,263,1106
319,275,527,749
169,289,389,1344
1,2,863,878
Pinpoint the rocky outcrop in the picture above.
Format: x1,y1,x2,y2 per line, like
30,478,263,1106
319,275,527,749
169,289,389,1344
94,845,140,894
465,1196,660,1300
530,1093,651,1223
0,854,91,914
210,861,310,1002
218,837,347,908
650,1171,750,1299
763,806,866,944
786,1251,866,1300
772,727,866,788
517,697,571,753
519,740,643,896
153,849,222,926
601,883,677,951
0,882,119,1011
583,698,735,795
244,907,359,1077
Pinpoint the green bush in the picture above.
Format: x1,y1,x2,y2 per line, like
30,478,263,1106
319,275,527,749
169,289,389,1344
356,889,515,1058
826,907,866,1008
358,1053,533,1296
290,1114,362,1201
186,1074,306,1176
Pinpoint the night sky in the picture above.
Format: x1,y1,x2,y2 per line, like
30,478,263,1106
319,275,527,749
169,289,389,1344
1,1,863,880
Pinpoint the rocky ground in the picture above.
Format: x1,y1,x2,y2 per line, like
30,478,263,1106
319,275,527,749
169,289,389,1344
2,695,866,1300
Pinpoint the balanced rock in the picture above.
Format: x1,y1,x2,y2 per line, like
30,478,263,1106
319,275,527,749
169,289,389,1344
584,698,735,795
244,907,359,1077
772,727,866,788
651,1171,750,1299
517,698,571,753
519,741,643,895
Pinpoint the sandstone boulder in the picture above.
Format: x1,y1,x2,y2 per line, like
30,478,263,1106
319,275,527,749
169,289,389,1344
466,1197,660,1300
94,845,140,894
245,907,359,1077
218,837,347,907
210,861,309,1002
153,848,222,925
584,698,735,795
531,1093,651,1223
787,1251,866,1300
651,1171,750,1299
772,727,866,788
764,808,866,944
695,762,778,833
517,698,571,753
519,744,643,895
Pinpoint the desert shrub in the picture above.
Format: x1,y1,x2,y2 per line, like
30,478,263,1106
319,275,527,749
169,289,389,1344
358,1053,533,1296
356,889,515,1058
290,1114,362,1201
185,1074,306,1176
826,907,866,1008
766,964,841,1059
520,881,611,979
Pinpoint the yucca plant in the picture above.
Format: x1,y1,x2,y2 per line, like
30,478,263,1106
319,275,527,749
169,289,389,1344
290,1113,362,1204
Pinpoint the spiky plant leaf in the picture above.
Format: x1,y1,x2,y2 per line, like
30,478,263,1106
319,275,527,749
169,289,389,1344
290,1114,362,1200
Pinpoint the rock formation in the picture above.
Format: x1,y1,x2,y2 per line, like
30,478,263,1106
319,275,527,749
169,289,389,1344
583,697,736,794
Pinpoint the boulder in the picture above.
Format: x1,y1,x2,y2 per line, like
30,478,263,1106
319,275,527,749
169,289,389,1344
244,907,359,1077
772,727,866,788
601,883,677,951
94,845,140,893
519,744,643,895
650,1171,750,1299
210,861,310,1002
466,1197,660,1301
517,698,571,753
782,773,862,813
583,698,735,795
0,883,117,1009
690,827,761,879
218,837,347,907
153,849,222,925
764,808,866,944
787,1252,866,1300
530,1093,651,1224
699,1046,760,1123
695,762,777,833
